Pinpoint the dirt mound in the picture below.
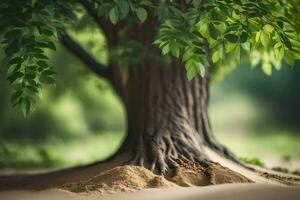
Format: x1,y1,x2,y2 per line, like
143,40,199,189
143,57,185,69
62,160,253,194
207,162,253,184
170,160,210,186
63,165,177,194
171,159,252,186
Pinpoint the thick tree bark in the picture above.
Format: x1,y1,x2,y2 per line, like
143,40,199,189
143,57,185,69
110,58,235,174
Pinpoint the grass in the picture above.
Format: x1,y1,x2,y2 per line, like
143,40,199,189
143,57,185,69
214,129,300,160
271,167,300,177
239,157,300,177
239,157,265,167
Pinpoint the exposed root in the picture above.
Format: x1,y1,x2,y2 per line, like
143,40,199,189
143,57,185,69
128,129,211,175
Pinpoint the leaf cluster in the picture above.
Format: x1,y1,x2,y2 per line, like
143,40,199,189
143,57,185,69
154,0,300,78
0,0,76,116
1,0,300,115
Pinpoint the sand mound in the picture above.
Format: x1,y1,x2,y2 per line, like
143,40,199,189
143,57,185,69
63,165,177,194
207,162,253,184
62,160,253,194
171,160,252,186
171,160,210,186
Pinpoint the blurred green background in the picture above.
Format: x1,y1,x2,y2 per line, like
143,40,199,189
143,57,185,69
0,34,300,174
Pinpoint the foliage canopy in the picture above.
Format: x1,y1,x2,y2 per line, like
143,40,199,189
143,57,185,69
0,0,300,116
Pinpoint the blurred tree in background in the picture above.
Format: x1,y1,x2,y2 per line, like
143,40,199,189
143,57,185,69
225,62,300,129
0,43,125,169
0,45,125,141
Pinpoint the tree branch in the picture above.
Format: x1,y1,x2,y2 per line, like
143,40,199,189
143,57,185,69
77,0,100,23
78,0,115,46
59,33,110,79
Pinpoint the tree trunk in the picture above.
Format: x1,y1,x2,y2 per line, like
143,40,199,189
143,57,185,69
2,58,300,191
112,58,234,174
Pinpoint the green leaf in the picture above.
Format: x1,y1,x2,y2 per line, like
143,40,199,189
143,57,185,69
263,24,274,33
185,60,204,80
34,54,49,60
40,76,55,84
45,41,56,50
242,42,250,51
11,91,22,103
260,31,270,47
281,35,292,50
35,41,56,50
284,51,295,66
26,85,39,93
41,70,56,76
136,7,147,23
225,34,238,43
162,44,170,55
4,29,21,40
109,8,118,24
24,72,36,80
262,62,272,75
20,97,31,117
186,65,197,80
212,51,220,63
196,62,205,77
170,43,180,58
226,42,237,53
274,47,284,60
8,57,23,65
5,39,19,56
240,32,248,43
7,72,24,83
182,49,193,61
41,29,54,36
37,60,49,68
118,1,130,17
208,23,218,39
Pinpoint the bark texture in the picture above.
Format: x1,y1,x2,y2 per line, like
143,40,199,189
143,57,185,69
112,58,234,174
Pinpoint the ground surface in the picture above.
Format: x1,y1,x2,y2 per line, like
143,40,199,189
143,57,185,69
1,148,300,200
0,184,299,200
1,147,300,192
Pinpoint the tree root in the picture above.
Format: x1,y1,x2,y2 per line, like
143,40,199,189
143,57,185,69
1,133,300,192
128,138,207,175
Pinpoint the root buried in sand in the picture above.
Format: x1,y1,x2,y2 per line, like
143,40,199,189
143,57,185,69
1,156,300,194
62,166,177,194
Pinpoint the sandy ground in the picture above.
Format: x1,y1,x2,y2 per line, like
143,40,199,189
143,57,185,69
0,184,299,200
1,147,299,200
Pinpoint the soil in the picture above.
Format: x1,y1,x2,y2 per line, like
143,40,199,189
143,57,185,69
62,165,177,194
61,159,253,194
1,152,300,195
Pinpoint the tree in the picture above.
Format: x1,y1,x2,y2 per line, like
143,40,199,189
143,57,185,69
0,0,300,184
